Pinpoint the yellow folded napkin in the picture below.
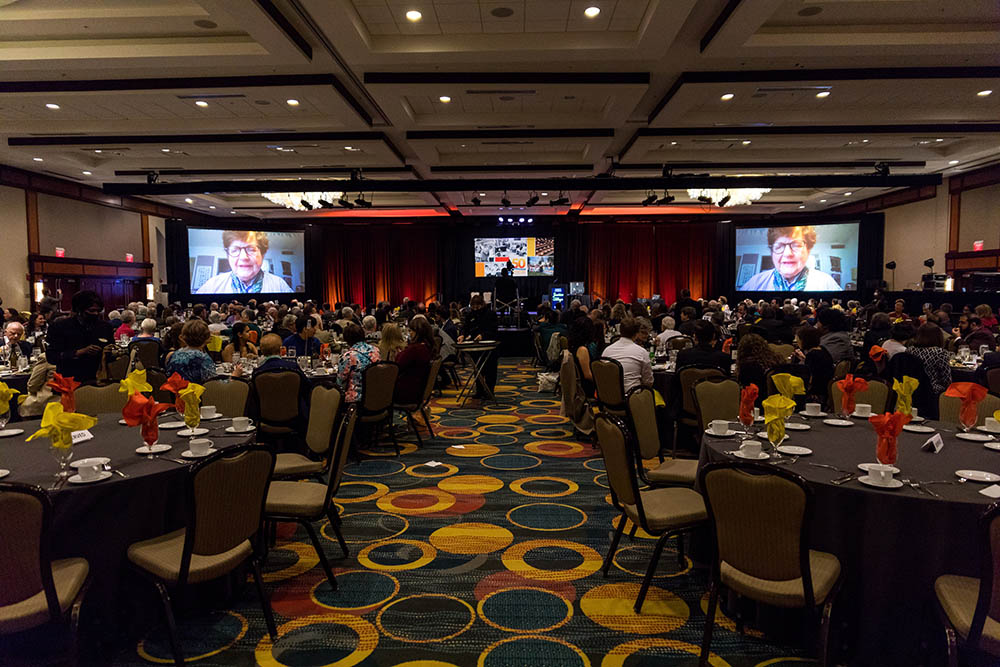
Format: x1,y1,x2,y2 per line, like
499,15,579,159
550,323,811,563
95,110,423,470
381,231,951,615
763,394,796,444
771,373,805,400
26,403,98,449
119,369,153,397
892,376,920,416
177,382,205,428
0,381,21,411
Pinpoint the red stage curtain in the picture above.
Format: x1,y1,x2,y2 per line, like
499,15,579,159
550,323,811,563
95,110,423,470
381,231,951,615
653,222,717,301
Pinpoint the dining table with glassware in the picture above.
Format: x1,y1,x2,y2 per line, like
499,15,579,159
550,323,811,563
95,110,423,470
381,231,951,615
698,408,1000,665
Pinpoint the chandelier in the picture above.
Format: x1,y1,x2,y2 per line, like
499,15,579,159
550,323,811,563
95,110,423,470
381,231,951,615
686,188,771,207
261,191,344,211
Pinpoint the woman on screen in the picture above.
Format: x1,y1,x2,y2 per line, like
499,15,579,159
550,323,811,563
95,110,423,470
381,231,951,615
196,231,293,294
740,226,841,292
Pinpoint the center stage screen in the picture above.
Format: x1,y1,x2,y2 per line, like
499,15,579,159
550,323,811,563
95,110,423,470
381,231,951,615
474,237,555,277
734,222,860,292
189,228,304,294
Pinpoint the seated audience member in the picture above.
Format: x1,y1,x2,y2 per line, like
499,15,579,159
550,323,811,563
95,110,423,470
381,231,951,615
165,320,230,384
794,325,833,404
977,304,998,332
254,334,301,373
752,305,795,344
25,312,47,346
134,318,160,341
336,323,381,404
883,322,914,358
336,306,358,331
677,306,699,338
282,316,319,357
222,321,259,362
394,316,434,405
272,314,295,342
864,312,892,351
816,307,856,364
45,290,114,383
362,315,381,342
657,316,681,345
602,317,653,394
906,322,952,395
677,320,732,375
379,323,406,362
734,332,782,390
954,315,996,352
114,309,137,340
567,315,598,397
3,321,33,359
18,355,57,417
3,308,23,325
534,307,566,351
207,311,227,335
890,299,910,324
608,303,627,328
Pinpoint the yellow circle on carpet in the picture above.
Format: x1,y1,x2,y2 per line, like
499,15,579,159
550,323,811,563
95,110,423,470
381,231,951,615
377,488,457,515
357,539,436,572
479,423,524,435
583,458,606,472
478,635,590,667
336,481,390,504
447,444,499,457
255,613,379,667
477,587,573,633
405,463,459,478
601,638,731,667
509,476,580,498
521,399,561,408
310,569,400,612
506,503,587,532
611,515,656,540
262,541,320,583
580,583,689,634
524,440,586,456
481,453,542,471
611,544,691,579
392,662,461,667
376,594,475,644
524,414,570,425
438,474,505,494
139,611,247,664
501,539,602,582
436,428,481,440
477,414,519,424
429,522,514,554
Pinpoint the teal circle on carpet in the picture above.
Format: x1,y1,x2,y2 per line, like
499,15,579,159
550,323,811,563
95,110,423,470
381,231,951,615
483,404,517,413
481,453,542,470
447,409,485,418
314,570,398,609
139,611,244,663
376,595,474,642
270,621,362,665
480,588,570,632
437,417,479,428
481,636,587,666
343,459,406,478
522,545,586,570
513,406,550,415
335,512,408,543
475,433,519,446
531,427,573,439
583,458,606,472
507,503,587,531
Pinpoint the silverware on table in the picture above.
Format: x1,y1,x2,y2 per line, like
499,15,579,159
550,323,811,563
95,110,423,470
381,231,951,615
161,457,192,465
831,474,857,485
807,463,853,474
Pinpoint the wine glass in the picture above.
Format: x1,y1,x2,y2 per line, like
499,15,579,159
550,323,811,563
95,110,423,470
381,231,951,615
183,404,201,436
767,422,785,458
140,421,159,459
0,345,9,368
739,407,755,440
50,444,73,479
960,410,977,434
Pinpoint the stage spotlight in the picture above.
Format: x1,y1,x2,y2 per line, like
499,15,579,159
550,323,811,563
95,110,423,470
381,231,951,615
697,195,713,204
885,261,897,270
501,192,511,207
300,199,313,210
923,258,935,269
317,199,334,209
641,192,658,206
471,196,482,206
549,192,569,206
525,193,539,207
498,216,504,223
337,196,355,208
717,194,731,207
354,194,372,208
656,192,676,205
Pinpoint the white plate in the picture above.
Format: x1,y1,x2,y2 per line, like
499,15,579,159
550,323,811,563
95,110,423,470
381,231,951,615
68,471,113,484
956,432,996,443
704,429,738,438
732,450,770,460
135,443,172,454
177,427,209,437
977,426,1000,435
199,413,224,421
0,469,9,479
181,448,217,459
225,426,256,434
776,445,812,456
799,410,828,418
858,463,900,474
903,424,936,433
0,429,24,438
984,442,1000,452
159,421,185,429
909,416,926,423
851,412,874,419
858,475,904,489
71,457,110,469
823,419,854,427
785,422,811,431
956,470,1000,483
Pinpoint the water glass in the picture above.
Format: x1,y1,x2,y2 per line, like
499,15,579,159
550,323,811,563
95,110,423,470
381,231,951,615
297,356,310,372
288,348,297,359
0,409,9,431
50,444,73,478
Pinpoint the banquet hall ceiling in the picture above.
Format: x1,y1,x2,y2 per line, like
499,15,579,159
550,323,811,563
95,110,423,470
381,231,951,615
1,0,998,218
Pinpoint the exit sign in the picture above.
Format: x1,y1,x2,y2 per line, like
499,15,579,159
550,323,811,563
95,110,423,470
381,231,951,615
125,253,134,263
973,240,984,251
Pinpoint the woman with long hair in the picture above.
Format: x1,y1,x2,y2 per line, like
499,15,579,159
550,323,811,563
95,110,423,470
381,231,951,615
735,333,783,392
568,316,598,397
222,321,258,362
379,323,406,362
394,316,435,405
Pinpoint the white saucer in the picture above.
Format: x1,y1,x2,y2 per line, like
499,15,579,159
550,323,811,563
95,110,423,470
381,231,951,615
823,419,854,427
177,427,209,437
0,469,9,479
977,426,1000,435
858,463,900,474
799,410,828,418
785,422,811,431
909,416,926,423
704,428,738,437
858,475,903,489
776,445,812,456
225,426,256,434
732,450,769,460
135,443,172,454
118,418,128,425
181,448,217,459
903,424,936,433
985,442,1000,452
851,412,874,419
159,421,185,429
956,470,1000,483
68,471,113,484
957,432,996,443
0,429,24,438
200,413,224,421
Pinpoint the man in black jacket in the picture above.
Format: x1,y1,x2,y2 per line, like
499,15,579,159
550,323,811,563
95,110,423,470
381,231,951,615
676,320,732,375
459,294,499,396
45,290,114,383
675,289,701,318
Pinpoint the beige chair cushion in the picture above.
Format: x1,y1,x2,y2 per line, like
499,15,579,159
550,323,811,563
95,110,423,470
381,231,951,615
260,424,295,435
266,481,327,517
721,549,841,608
0,558,88,634
646,458,699,485
127,529,252,584
935,574,1000,656
624,487,706,533
274,452,325,476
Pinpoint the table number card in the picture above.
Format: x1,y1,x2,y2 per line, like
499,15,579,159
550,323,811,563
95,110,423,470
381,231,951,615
921,433,944,453
71,430,94,444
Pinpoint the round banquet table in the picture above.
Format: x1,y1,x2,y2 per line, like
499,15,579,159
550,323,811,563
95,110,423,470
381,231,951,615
699,415,997,665
0,370,30,421
0,412,255,631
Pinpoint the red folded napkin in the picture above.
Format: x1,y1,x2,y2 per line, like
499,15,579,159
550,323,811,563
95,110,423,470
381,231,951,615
159,372,190,414
836,374,869,416
320,342,330,359
722,338,733,354
122,392,172,446
944,382,989,427
869,345,886,362
869,412,911,465
46,373,81,413
739,383,758,424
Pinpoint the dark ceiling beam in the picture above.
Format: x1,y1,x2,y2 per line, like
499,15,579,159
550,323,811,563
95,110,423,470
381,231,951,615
637,124,1000,137
700,0,742,52
103,173,942,196
0,73,337,94
113,166,417,177
363,72,649,85
431,164,595,173
617,161,927,170
252,0,312,60
406,129,615,140
9,131,387,147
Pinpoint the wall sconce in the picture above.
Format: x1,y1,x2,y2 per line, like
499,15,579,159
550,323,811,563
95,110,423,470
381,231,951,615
34,281,44,303
146,282,155,300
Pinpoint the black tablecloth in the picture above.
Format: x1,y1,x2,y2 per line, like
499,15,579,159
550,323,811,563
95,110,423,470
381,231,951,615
700,416,995,665
1,371,30,421
0,413,254,626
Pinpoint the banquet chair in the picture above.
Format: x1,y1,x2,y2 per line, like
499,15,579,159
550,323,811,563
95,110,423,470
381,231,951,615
829,378,890,414
591,358,628,417
359,361,400,455
75,383,127,416
560,349,594,437
676,365,726,431
127,444,276,667
832,359,854,381
934,502,1000,667
886,352,938,419
274,385,341,479
250,369,306,443
769,344,795,362
699,462,842,667
394,358,443,448
129,339,162,372
202,379,249,418
626,386,697,486
146,369,173,404
265,405,358,589
106,354,130,381
693,377,740,432
670,336,694,351
595,413,707,613
0,483,90,667
939,393,1000,428
988,369,1000,395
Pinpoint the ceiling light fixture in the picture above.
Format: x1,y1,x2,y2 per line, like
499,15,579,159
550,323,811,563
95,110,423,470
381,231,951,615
32,157,43,162
720,93,735,101
439,96,452,103
670,141,678,146
161,148,170,152
935,138,945,142
816,91,831,98
977,90,992,97
184,198,194,204
82,170,92,176
862,139,869,143
406,9,422,21
741,140,751,145
230,210,237,214
354,193,372,208
471,196,482,206
45,103,60,110
844,192,853,196
209,205,216,209
479,192,486,196
500,192,511,207
300,199,313,210
337,195,355,209
93,149,102,153
540,192,548,196
584,6,601,18
195,100,208,107
286,99,299,106
262,191,345,211
949,160,960,165
641,192,658,206
498,216,504,223
549,192,569,206
687,188,770,207
656,192,675,205
525,193,539,207
820,199,827,203
799,205,806,209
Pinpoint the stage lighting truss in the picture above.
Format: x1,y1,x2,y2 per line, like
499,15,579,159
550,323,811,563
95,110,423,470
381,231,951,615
262,190,344,211
686,187,771,207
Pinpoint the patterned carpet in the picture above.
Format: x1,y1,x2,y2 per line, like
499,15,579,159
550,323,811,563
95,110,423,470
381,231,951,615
114,358,807,666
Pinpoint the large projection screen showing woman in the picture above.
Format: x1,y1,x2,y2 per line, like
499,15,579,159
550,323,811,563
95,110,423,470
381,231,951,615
735,222,860,292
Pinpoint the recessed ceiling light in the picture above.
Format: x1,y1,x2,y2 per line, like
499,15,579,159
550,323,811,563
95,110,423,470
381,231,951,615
82,170,92,176
816,91,830,98
209,205,216,209
406,9,422,21
976,90,992,97
286,99,299,106
720,93,735,101
343,145,352,150
741,140,751,145
541,192,548,196
195,100,208,107
918,140,930,145
844,192,853,196
439,96,452,103
32,157,43,162
935,138,945,142
584,6,601,18
819,199,827,203
799,205,806,209
230,210,237,214
861,139,869,143
161,148,171,152
949,160,960,165
479,192,486,196
184,198,194,204
45,103,60,110
94,149,102,153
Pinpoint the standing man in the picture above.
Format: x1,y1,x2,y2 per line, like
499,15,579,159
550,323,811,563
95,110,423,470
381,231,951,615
45,290,114,382
459,294,499,397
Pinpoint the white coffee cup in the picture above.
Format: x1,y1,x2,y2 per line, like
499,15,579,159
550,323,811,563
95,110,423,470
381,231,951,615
985,417,1000,433
739,440,762,457
232,417,254,432
200,405,217,419
855,403,872,417
189,438,213,456
805,402,821,416
74,457,105,481
868,463,894,486
710,420,729,435
910,407,919,419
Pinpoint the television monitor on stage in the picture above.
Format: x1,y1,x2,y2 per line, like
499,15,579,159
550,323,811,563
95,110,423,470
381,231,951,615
188,228,305,294
474,237,555,277
734,222,860,292
569,281,585,294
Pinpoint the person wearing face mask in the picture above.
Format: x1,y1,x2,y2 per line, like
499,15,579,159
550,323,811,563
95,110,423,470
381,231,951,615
45,290,114,382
